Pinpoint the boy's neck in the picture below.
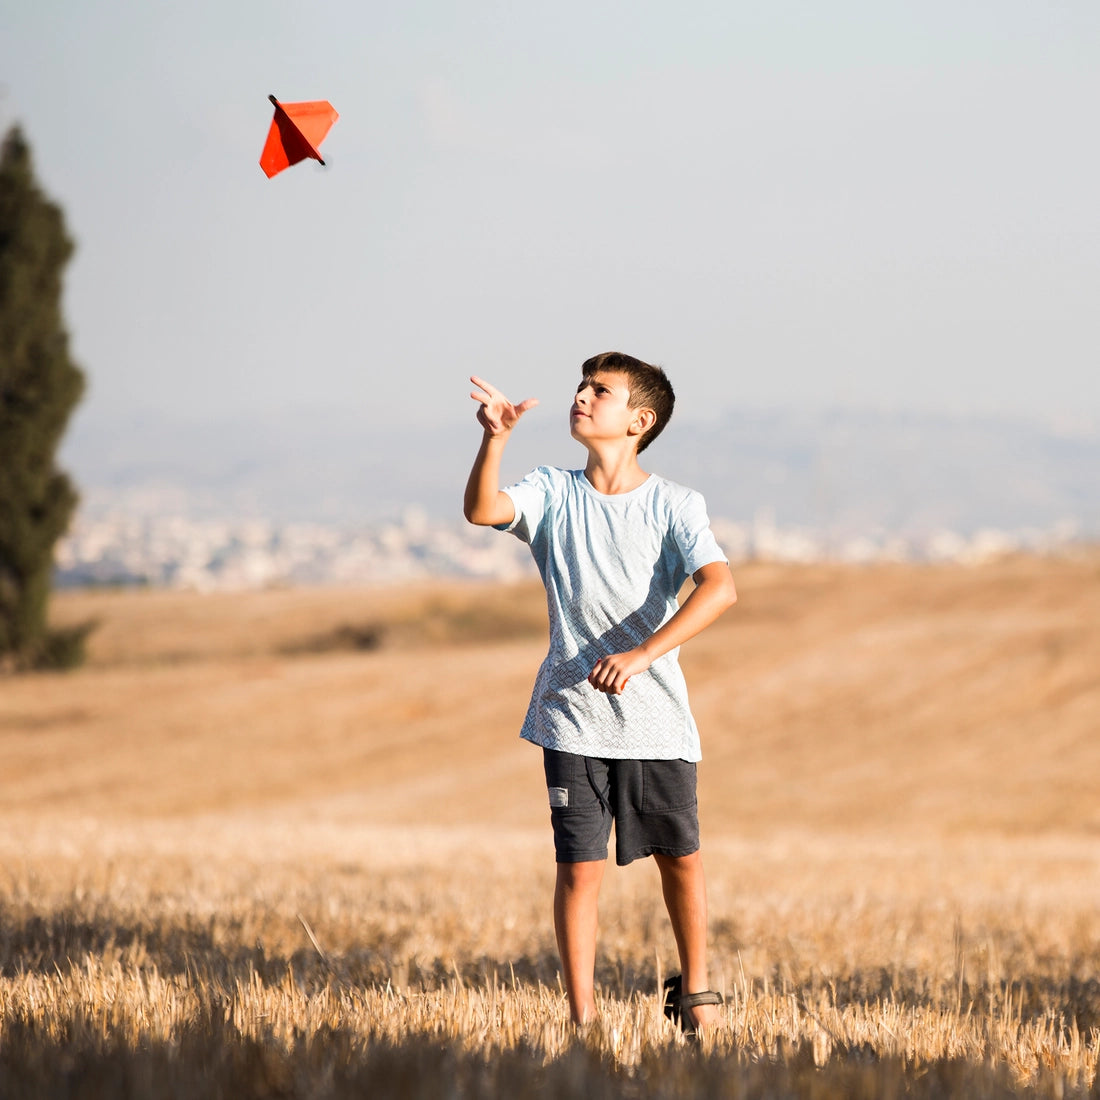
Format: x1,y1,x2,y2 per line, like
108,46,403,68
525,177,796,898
583,442,649,495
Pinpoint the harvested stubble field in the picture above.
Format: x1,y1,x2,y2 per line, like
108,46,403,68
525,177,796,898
2,554,1100,1097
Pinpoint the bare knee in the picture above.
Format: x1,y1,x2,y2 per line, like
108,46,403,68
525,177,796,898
654,850,703,881
556,859,606,893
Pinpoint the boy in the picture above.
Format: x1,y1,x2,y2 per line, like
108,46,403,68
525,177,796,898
463,351,737,1033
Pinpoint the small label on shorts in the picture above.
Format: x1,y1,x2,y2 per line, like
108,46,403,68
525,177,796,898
548,786,569,808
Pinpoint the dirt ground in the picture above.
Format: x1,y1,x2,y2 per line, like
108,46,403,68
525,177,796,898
6,554,1096,841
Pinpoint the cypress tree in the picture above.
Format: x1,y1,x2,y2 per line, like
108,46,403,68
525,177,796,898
0,125,88,670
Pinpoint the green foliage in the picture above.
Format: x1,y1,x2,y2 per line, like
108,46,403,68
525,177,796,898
35,620,98,671
0,125,87,670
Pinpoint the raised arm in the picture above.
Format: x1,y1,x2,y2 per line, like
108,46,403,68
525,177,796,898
587,560,737,695
463,376,539,527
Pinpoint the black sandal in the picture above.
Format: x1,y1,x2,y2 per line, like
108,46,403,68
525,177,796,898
662,974,724,1036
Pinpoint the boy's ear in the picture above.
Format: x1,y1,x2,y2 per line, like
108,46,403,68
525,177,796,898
629,407,657,439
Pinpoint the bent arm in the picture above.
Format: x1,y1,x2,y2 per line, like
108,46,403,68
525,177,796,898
587,561,737,695
642,560,737,662
463,432,517,526
463,376,537,526
642,563,734,655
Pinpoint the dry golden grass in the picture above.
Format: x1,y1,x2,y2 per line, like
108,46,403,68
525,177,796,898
3,553,1100,1096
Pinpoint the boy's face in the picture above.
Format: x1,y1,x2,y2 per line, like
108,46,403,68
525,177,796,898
570,370,649,449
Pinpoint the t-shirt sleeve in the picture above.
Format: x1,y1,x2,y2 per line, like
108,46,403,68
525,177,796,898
497,466,555,544
672,489,729,574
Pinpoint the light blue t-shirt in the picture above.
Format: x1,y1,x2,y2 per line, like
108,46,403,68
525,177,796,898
500,466,727,762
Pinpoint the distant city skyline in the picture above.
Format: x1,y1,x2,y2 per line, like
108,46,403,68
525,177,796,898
60,403,1098,539
57,476,1089,592
5,0,1099,466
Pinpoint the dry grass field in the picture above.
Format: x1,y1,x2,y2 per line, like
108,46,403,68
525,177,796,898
2,554,1099,1097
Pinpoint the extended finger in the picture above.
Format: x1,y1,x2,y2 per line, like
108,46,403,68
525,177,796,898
470,375,500,397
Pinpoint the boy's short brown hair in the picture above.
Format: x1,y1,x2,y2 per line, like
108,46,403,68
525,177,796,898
580,351,675,453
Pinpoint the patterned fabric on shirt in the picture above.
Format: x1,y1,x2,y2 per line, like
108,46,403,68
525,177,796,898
499,467,727,762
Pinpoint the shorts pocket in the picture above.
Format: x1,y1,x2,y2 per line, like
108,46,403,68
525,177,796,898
640,760,697,813
544,749,585,815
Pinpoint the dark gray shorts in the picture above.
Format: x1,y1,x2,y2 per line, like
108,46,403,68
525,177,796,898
542,749,700,866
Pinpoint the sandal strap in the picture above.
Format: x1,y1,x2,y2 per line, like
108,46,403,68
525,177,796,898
680,989,724,1009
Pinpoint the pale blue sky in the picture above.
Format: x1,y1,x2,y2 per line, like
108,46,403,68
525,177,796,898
4,0,1099,442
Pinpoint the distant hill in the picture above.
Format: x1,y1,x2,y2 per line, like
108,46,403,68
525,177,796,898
61,404,1098,540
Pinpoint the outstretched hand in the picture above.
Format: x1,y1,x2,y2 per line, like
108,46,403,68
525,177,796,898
470,376,539,436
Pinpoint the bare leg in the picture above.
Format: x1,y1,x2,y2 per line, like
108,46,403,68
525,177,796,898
553,859,606,1025
654,850,720,1031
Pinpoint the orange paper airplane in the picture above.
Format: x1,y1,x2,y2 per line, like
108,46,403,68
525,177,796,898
260,95,339,178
